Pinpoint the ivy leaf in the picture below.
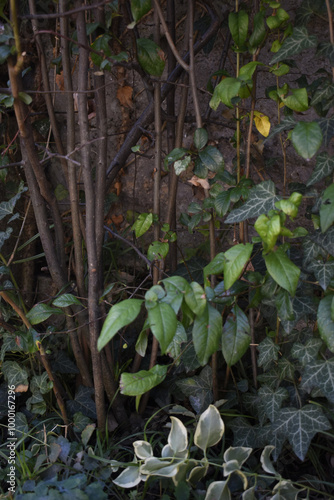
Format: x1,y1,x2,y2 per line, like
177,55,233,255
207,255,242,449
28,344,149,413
0,181,27,221
272,405,330,460
318,117,334,146
320,183,334,232
199,146,224,173
175,366,213,414
229,417,259,449
303,237,327,265
226,181,280,223
307,152,334,186
222,305,250,367
317,295,334,352
258,386,289,423
2,361,29,387
257,337,280,371
310,226,334,257
137,38,165,76
0,228,13,252
224,243,253,290
193,303,222,366
120,364,168,396
148,302,177,354
132,212,153,238
131,0,151,23
291,122,323,160
98,299,143,351
265,116,296,142
166,322,187,361
67,386,97,419
308,259,334,290
301,358,334,403
270,27,317,64
280,294,317,334
264,248,300,296
311,81,334,107
291,338,323,365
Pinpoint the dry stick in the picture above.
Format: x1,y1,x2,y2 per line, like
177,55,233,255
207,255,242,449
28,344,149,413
76,2,106,433
28,0,69,186
22,0,112,20
325,0,334,82
249,308,257,388
139,5,163,415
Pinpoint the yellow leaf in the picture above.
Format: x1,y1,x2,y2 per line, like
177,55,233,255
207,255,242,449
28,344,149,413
253,111,271,137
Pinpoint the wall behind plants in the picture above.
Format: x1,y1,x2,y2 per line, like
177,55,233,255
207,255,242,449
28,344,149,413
0,0,334,498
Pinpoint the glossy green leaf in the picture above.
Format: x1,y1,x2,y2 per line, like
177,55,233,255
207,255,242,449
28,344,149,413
148,302,177,354
162,276,190,314
291,122,322,159
223,243,253,290
270,27,317,64
210,78,242,110
131,0,151,22
185,281,206,316
272,405,330,460
52,293,82,307
229,10,249,49
281,88,308,112
320,183,334,232
98,299,143,350
164,148,188,168
194,128,208,150
239,61,263,81
132,212,153,237
215,190,231,217
120,364,168,396
249,11,266,50
264,248,300,296
147,241,169,261
222,305,250,367
137,38,165,76
203,252,225,283
275,289,294,321
307,152,334,186
194,404,224,452
18,92,32,105
266,8,289,30
318,295,334,352
193,303,222,365
199,146,224,173
26,303,63,325
226,181,280,223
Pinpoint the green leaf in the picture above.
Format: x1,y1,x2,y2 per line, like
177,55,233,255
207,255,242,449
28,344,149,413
52,293,82,307
147,241,169,261
264,248,300,296
318,295,334,352
174,155,191,175
98,299,143,350
18,92,32,105
222,305,250,367
210,78,242,110
81,424,96,447
270,27,317,64
132,212,153,237
199,146,224,173
226,181,280,223
238,61,263,81
148,302,177,354
257,337,280,371
266,8,290,30
320,183,334,232
185,281,206,316
131,0,151,22
120,364,168,396
291,122,322,160
0,44,12,64
301,358,334,403
307,152,334,186
193,303,222,365
275,289,294,321
194,404,224,452
248,11,266,50
164,147,188,168
215,190,231,217
137,38,165,76
229,10,249,49
26,303,63,325
203,252,225,283
272,405,330,460
205,481,230,500
281,88,308,112
168,417,188,453
166,322,187,362
162,276,190,314
223,243,253,290
194,128,208,150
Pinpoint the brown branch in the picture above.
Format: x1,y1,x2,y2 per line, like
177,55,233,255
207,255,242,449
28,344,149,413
22,0,112,20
